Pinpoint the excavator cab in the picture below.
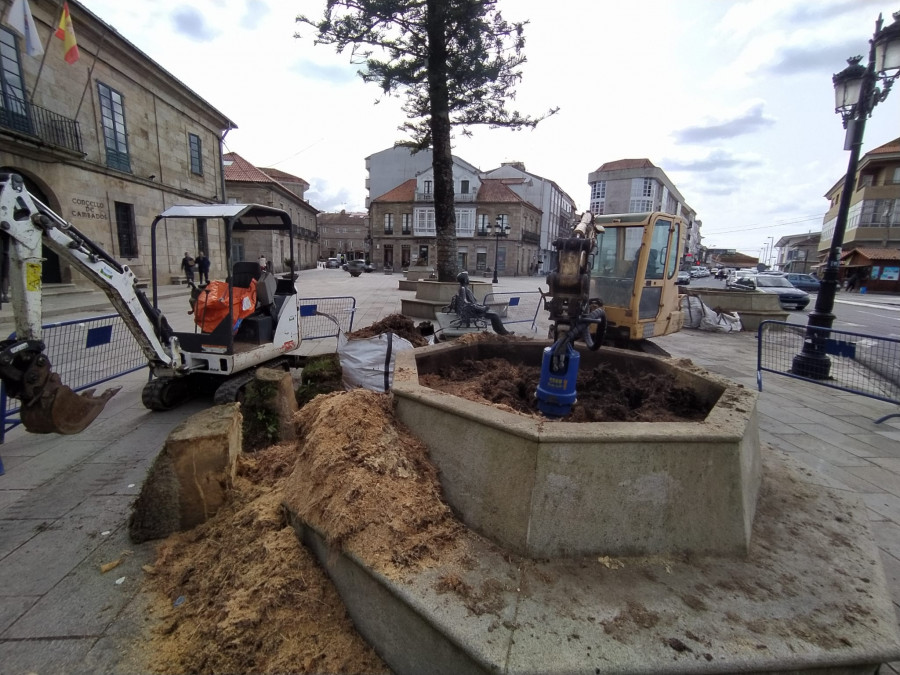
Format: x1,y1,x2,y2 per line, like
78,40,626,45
589,212,685,346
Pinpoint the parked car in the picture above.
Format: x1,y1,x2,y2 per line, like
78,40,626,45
783,273,821,292
325,257,341,269
345,259,366,276
676,271,691,286
728,274,810,310
363,262,376,273
690,266,710,278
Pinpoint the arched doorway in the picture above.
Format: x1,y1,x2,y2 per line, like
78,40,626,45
0,168,62,284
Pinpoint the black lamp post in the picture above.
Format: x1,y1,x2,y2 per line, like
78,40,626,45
792,10,900,380
480,215,510,284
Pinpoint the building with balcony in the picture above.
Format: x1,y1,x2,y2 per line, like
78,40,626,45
821,136,900,256
773,233,821,274
0,0,235,287
587,159,700,265
481,162,575,273
369,176,541,276
222,153,319,272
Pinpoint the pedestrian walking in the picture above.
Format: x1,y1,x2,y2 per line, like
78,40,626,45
845,271,859,292
196,251,210,284
258,254,268,273
180,251,195,284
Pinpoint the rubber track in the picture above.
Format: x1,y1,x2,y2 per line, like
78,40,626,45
212,358,290,405
142,376,193,411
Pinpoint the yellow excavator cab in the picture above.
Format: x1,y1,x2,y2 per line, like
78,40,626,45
589,212,685,344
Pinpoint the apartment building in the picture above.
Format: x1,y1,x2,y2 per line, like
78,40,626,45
773,233,821,274
369,169,542,276
0,0,235,287
222,153,320,272
481,161,575,273
821,136,900,254
587,159,700,265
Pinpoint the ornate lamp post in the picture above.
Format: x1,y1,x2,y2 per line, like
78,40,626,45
792,10,900,380
480,215,510,284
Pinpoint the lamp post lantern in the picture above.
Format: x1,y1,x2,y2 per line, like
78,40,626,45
479,215,510,284
792,10,900,380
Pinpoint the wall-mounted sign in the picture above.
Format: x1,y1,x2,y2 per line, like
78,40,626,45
70,197,108,221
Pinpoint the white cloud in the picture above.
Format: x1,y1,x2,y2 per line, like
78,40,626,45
78,0,900,255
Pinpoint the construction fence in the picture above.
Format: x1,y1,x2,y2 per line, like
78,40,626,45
757,320,900,423
0,296,358,452
483,291,543,333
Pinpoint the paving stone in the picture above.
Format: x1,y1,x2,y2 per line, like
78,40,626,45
846,466,900,498
862,492,900,523
0,637,94,674
0,517,46,560
0,595,36,636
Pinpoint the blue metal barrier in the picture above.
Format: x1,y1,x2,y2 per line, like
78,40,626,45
1,314,147,444
483,291,543,333
757,320,900,423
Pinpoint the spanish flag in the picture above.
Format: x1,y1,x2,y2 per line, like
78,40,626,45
54,1,79,64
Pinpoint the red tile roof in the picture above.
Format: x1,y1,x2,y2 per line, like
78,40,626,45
840,247,900,261
223,153,275,183
260,167,309,187
371,179,417,202
476,179,524,202
867,137,900,155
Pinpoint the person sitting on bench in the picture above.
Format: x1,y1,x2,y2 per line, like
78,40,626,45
447,271,511,335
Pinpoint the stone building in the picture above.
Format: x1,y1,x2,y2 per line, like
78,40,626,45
317,211,369,262
0,0,234,287
587,159,700,266
222,153,319,273
369,174,542,276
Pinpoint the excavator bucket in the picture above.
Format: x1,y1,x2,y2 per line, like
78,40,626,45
19,372,120,434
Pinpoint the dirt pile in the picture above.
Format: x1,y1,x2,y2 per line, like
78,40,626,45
345,313,431,347
420,356,710,422
282,388,464,576
141,445,388,674
140,387,463,673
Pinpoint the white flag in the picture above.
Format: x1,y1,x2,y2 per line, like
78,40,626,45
4,0,44,57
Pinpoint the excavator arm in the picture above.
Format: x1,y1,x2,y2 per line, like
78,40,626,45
0,173,177,434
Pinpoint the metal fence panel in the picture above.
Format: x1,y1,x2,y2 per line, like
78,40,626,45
299,296,356,340
757,320,900,421
483,291,543,333
1,314,147,444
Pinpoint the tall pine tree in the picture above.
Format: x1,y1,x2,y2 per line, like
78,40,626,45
297,0,556,281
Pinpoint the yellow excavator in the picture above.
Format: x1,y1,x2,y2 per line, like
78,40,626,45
538,211,685,416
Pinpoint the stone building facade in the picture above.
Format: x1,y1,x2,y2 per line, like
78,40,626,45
370,175,542,276
0,0,235,286
317,211,369,262
223,153,319,273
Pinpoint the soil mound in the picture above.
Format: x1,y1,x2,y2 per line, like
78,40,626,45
282,388,463,576
420,357,710,422
345,313,430,346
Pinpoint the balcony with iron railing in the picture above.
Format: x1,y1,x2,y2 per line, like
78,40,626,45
0,95,84,155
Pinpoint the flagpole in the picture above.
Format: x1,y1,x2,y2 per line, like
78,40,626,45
29,0,65,98
74,28,107,120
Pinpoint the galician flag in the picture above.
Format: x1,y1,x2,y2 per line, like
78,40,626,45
4,0,44,57
54,1,79,64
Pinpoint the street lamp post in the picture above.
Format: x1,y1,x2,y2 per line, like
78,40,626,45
479,215,510,284
792,10,900,380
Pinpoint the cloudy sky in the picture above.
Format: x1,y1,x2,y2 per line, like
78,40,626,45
78,0,900,258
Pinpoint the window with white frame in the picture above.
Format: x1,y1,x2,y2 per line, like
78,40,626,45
414,208,436,236
455,208,475,237
423,180,433,194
